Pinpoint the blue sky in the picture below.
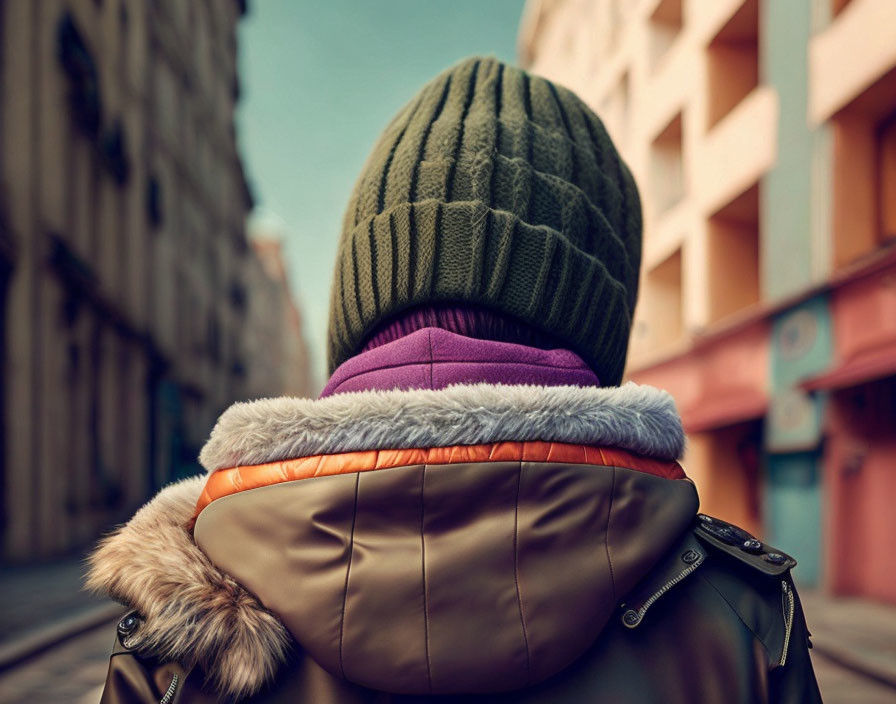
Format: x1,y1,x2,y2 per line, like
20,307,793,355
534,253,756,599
236,0,526,390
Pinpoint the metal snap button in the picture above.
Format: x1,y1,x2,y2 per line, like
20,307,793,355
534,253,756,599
741,538,763,553
762,552,787,565
117,612,141,639
622,609,641,628
681,549,700,564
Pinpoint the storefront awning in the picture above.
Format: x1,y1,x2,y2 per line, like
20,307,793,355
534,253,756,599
681,388,768,434
800,344,896,391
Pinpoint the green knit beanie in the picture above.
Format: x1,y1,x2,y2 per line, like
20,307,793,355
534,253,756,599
327,56,642,385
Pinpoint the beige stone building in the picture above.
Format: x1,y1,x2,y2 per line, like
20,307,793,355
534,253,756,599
521,0,896,597
0,0,311,562
246,233,314,400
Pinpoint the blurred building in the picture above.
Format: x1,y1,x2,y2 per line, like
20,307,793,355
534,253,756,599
246,234,314,400
521,0,896,603
0,0,308,563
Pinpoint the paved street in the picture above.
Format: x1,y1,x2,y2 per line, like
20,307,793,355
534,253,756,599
0,624,109,704
1,621,894,703
812,652,896,704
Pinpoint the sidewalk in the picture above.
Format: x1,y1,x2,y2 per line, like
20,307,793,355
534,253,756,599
800,590,896,689
0,555,122,671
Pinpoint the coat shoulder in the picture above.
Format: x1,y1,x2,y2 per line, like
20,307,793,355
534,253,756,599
617,515,821,702
691,514,804,669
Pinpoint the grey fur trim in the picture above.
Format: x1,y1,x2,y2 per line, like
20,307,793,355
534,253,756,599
85,477,291,700
199,382,684,472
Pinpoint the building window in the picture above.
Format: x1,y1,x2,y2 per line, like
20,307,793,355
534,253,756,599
146,175,164,229
831,67,896,268
101,120,130,185
706,0,759,130
57,12,102,137
643,247,684,349
878,113,896,244
649,0,683,70
229,280,247,311
650,112,685,216
707,183,760,322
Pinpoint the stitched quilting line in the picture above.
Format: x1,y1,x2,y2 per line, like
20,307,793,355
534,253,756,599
698,572,775,665
338,473,361,680
513,461,532,685
420,464,433,692
604,465,617,603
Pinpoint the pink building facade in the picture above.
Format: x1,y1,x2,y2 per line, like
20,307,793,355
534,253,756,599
521,0,896,602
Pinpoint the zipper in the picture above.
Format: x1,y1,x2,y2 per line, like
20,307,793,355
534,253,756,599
780,580,795,666
159,673,179,704
622,554,705,628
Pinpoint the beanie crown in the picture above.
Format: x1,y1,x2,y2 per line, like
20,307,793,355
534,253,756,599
328,56,642,385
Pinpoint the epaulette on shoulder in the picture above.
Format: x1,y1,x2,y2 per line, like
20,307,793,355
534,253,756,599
694,514,797,577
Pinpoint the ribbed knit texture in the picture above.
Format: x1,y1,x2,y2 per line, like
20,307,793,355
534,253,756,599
327,56,642,385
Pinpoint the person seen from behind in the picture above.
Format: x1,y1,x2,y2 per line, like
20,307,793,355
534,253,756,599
89,56,822,703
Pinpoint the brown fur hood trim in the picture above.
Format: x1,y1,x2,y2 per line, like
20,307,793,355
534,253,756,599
86,476,291,700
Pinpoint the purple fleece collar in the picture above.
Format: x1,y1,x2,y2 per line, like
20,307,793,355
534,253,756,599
320,327,600,398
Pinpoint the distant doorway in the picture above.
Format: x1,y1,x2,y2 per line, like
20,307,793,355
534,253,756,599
764,451,822,587
827,376,896,603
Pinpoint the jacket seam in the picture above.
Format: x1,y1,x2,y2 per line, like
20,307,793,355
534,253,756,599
332,358,595,376
420,464,433,692
605,465,617,602
426,328,434,389
697,571,775,666
513,461,532,685
338,473,361,680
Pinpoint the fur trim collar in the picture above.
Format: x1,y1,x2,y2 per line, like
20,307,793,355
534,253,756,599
86,477,291,700
199,382,685,472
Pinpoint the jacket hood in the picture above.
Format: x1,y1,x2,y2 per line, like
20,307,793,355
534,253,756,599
88,383,697,700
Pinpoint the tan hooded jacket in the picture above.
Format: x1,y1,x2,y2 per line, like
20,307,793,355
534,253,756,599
88,383,822,703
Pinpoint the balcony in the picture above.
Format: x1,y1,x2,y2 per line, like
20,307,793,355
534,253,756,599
644,198,689,271
643,38,694,139
705,0,759,131
642,247,685,349
830,69,896,267
649,0,683,70
649,112,685,217
695,85,777,216
707,184,760,323
809,0,896,124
